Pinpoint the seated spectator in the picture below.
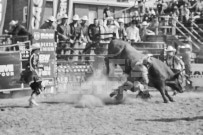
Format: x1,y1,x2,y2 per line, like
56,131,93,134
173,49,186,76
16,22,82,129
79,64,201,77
126,20,141,43
40,16,56,29
182,3,190,23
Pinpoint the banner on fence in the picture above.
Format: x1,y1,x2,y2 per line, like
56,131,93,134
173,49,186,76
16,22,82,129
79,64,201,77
27,0,46,32
0,52,21,89
190,64,203,87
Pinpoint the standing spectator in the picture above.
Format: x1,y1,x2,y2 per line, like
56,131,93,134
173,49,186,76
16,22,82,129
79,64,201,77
140,21,155,41
88,18,100,42
80,16,90,60
6,20,31,37
69,14,82,60
103,5,111,19
118,18,127,40
138,0,145,15
105,17,119,39
126,20,141,43
57,14,69,55
182,3,190,23
40,16,56,29
5,20,32,50
157,0,163,15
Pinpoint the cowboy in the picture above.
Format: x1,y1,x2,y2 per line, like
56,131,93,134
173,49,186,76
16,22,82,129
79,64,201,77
165,46,185,73
57,14,70,55
40,16,56,30
105,17,119,39
118,18,127,40
140,21,155,41
6,20,31,37
69,14,82,60
126,20,141,43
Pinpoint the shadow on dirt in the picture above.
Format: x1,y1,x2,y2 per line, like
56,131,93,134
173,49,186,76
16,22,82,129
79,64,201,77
135,116,203,122
0,106,30,110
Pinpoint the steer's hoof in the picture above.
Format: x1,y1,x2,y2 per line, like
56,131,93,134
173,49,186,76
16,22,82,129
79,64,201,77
115,94,124,102
164,100,169,103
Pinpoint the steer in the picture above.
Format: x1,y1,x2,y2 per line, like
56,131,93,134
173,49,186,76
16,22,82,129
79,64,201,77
105,39,183,103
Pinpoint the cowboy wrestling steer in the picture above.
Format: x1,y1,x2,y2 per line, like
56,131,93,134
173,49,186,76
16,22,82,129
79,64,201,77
105,39,183,103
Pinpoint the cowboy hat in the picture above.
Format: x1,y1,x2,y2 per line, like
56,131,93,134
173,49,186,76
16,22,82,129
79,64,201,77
142,21,149,26
46,16,56,22
61,14,68,19
166,46,176,52
184,44,191,50
73,14,80,20
9,20,18,26
107,16,114,20
118,18,124,23
31,43,40,50
81,16,88,21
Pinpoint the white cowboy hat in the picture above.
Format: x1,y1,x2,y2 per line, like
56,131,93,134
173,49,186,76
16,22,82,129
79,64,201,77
118,18,124,23
9,20,18,26
107,16,114,20
81,16,88,21
184,44,191,50
31,43,40,50
142,21,149,26
73,14,80,20
61,14,68,19
166,46,176,52
46,16,56,22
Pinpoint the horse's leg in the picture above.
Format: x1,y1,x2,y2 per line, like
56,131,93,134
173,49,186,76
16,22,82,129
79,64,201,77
165,89,175,102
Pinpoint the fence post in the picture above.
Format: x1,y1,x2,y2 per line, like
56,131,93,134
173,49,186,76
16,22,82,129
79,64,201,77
172,15,176,35
155,17,159,35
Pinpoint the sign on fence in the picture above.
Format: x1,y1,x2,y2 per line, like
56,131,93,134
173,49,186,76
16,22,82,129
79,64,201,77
190,64,203,87
0,52,21,89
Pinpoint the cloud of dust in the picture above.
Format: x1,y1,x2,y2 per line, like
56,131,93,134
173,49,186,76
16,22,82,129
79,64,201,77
74,68,144,108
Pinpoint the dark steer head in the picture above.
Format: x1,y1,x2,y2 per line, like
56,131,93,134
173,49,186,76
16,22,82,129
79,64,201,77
165,72,184,93
29,77,45,95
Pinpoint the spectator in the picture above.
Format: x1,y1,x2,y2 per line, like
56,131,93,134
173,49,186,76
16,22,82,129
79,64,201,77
140,21,155,41
157,0,163,15
182,3,190,23
69,14,82,60
5,20,32,50
165,46,185,73
57,14,69,55
118,18,127,40
103,5,111,19
80,16,90,60
88,18,100,42
126,20,141,43
40,16,56,29
105,17,119,39
6,20,31,37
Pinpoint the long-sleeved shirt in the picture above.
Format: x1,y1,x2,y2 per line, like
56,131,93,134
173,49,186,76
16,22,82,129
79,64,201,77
126,26,140,42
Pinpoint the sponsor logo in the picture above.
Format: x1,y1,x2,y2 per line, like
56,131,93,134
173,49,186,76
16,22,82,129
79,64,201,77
0,64,14,77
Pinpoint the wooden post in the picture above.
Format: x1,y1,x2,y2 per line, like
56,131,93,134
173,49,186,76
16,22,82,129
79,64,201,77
155,17,159,35
172,15,177,35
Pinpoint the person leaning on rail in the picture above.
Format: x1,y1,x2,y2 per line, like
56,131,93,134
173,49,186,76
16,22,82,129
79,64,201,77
57,14,70,56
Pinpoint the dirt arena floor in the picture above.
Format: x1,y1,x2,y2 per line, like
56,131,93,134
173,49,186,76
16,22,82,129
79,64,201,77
0,71,203,135
0,90,202,135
